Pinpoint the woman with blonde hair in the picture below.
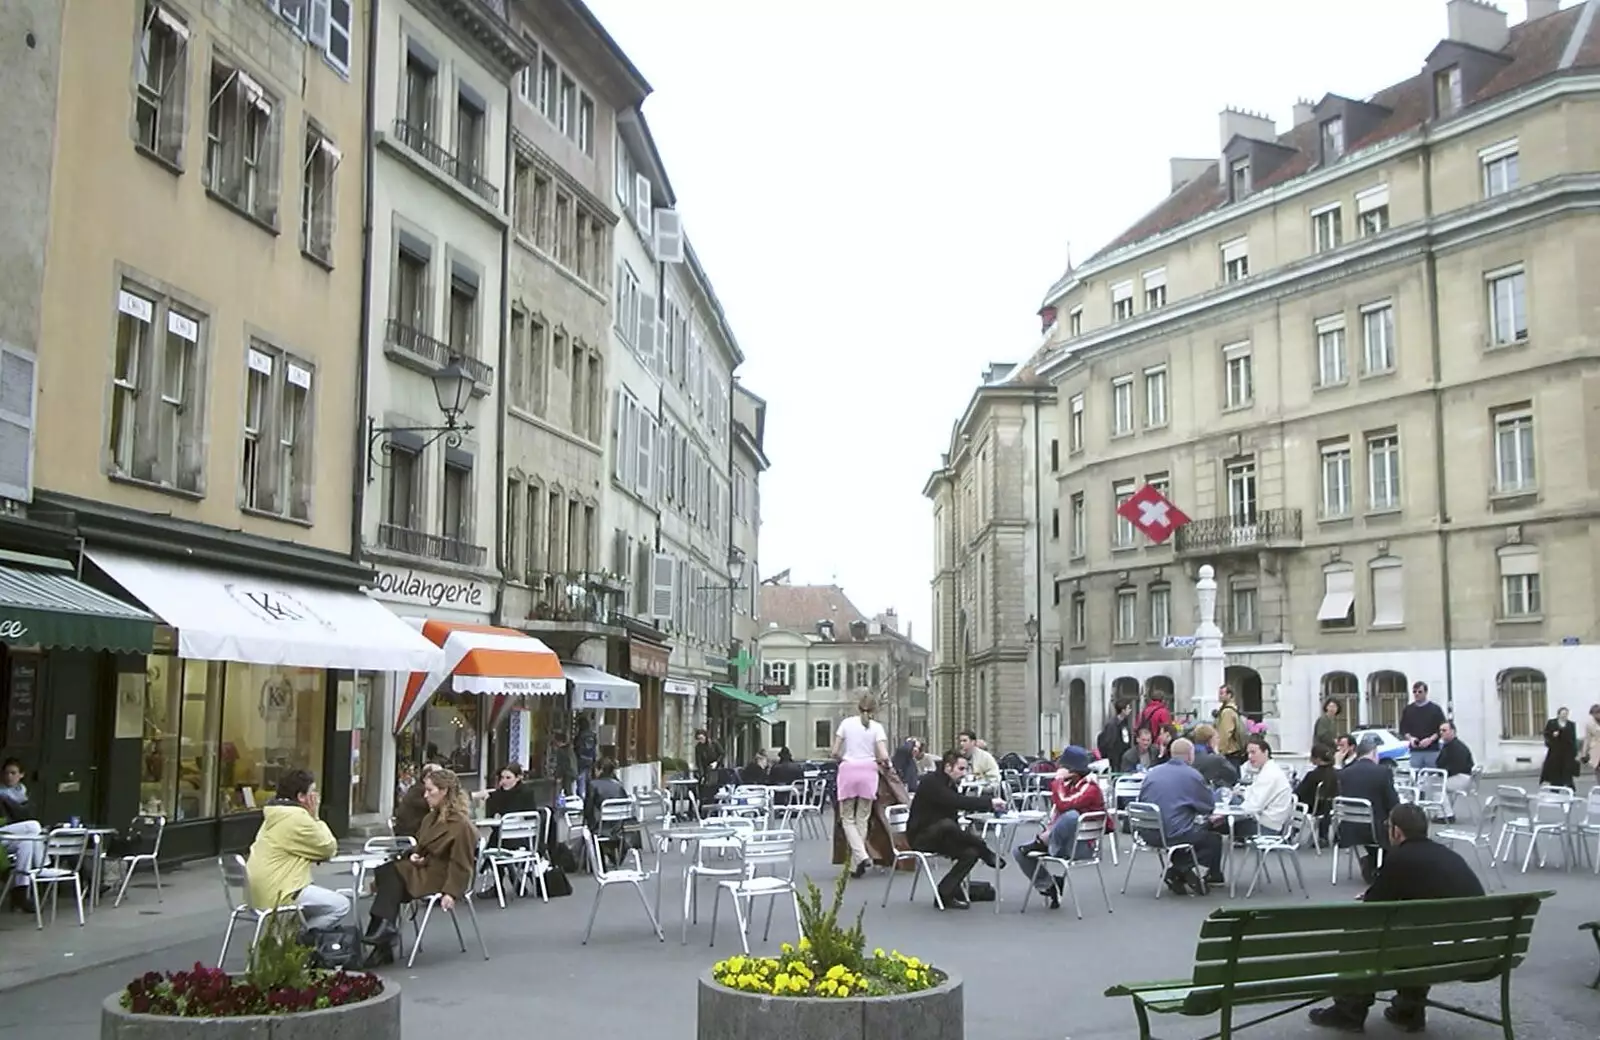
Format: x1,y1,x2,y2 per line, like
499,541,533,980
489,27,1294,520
1581,704,1600,783
362,767,477,962
832,693,890,878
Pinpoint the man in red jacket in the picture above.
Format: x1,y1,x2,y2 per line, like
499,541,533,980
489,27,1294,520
1014,746,1107,909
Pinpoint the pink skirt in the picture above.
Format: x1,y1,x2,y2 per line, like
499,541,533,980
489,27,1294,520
836,759,879,801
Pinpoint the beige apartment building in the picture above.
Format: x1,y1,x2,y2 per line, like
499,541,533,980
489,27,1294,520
925,363,1059,756
1037,0,1600,772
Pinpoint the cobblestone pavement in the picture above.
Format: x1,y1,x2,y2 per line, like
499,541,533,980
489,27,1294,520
1,816,1596,1039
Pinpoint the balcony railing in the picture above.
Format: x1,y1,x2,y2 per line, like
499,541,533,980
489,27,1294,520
392,119,500,208
378,522,487,568
1174,507,1302,555
523,570,625,626
383,318,495,387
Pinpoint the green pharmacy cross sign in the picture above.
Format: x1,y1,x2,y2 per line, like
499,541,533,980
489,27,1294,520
732,649,755,672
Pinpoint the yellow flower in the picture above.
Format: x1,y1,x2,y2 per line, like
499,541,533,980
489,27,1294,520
906,969,920,983
825,965,846,981
780,942,794,955
873,947,885,958
775,973,791,990
798,936,811,951
836,986,851,997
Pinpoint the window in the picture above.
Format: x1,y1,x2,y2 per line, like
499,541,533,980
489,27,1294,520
558,75,575,138
1049,439,1059,472
1114,588,1138,642
1068,307,1083,337
1226,459,1257,525
769,721,788,749
1221,237,1249,282
505,477,522,576
1311,205,1342,253
1149,585,1171,640
1320,117,1344,162
1366,432,1401,511
577,95,595,156
812,662,834,690
204,59,277,224
526,315,548,415
325,0,353,73
1434,65,1463,116
1497,668,1546,739
1356,185,1390,237
1498,548,1542,619
538,55,556,121
299,128,340,264
1230,583,1257,634
1487,266,1527,346
813,720,831,749
569,339,586,435
1321,673,1360,727
1111,281,1134,322
1113,481,1136,548
1111,377,1134,435
1228,158,1250,200
1069,492,1086,558
1315,315,1346,386
765,661,791,688
441,459,472,544
1319,439,1352,519
1143,268,1166,310
392,237,429,330
1143,366,1168,427
241,343,314,521
402,50,436,135
1371,557,1404,627
1361,301,1395,373
1050,507,1059,540
1368,671,1408,731
614,263,640,344
1493,407,1536,493
448,266,478,358
1223,342,1252,408
1068,394,1084,452
1070,592,1086,645
1318,565,1356,629
587,354,603,443
1480,140,1519,198
109,286,206,493
455,88,485,180
134,2,189,164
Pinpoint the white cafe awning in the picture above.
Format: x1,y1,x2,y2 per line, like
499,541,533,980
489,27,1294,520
564,662,641,711
87,548,445,673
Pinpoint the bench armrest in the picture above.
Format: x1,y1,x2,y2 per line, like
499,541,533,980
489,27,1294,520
1105,978,1194,998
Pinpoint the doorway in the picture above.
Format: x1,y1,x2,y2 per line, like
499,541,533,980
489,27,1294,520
35,651,103,825
1067,678,1087,748
1224,665,1264,721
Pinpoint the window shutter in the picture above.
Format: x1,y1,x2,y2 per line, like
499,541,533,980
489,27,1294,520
656,421,669,504
633,174,652,235
653,209,684,263
307,0,331,47
612,527,629,574
637,293,656,365
871,664,881,688
806,663,816,690
650,551,674,620
636,413,653,500
0,345,38,502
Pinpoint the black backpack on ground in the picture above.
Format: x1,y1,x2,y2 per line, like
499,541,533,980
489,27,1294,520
301,922,370,970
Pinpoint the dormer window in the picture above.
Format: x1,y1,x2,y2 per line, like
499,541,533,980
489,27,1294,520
1320,117,1345,162
1229,158,1252,201
1068,306,1083,337
1435,65,1463,116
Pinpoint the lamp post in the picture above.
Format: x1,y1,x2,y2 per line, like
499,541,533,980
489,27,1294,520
1024,614,1040,753
366,358,477,481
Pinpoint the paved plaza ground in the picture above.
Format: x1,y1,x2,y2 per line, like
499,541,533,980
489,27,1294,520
1,812,1597,1039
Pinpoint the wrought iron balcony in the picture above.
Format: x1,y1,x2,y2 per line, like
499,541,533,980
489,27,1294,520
378,522,487,568
1174,507,1302,555
524,570,625,626
392,119,500,207
383,318,495,388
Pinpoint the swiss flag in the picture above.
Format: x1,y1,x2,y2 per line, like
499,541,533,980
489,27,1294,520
1116,484,1191,545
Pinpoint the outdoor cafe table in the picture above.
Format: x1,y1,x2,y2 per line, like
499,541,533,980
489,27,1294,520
966,810,1047,914
657,822,736,938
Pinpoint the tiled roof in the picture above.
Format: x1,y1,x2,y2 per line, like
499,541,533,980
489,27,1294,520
758,584,868,634
1086,3,1598,263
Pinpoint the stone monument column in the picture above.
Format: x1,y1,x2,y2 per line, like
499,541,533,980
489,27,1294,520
1191,564,1225,724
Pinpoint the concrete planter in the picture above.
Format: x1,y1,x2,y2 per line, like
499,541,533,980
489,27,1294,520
697,968,962,1040
101,977,400,1040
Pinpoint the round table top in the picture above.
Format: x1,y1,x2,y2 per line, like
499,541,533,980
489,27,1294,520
660,824,737,841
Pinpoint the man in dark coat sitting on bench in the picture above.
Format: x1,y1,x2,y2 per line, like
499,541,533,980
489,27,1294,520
1308,802,1484,1034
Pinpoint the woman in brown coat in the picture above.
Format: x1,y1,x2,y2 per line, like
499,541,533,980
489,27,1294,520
363,768,478,961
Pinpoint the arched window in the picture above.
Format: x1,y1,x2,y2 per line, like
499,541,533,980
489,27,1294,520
1111,676,1141,709
1367,670,1409,730
1320,671,1360,726
1497,668,1546,739
1145,675,1175,704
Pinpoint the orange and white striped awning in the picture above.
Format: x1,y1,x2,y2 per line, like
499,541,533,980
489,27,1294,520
394,618,565,734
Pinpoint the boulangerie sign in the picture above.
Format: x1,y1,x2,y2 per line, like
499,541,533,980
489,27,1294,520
370,566,495,612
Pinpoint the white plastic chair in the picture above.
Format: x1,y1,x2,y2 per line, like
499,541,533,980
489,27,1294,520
216,854,303,968
682,815,756,943
479,810,546,905
1119,802,1196,899
580,821,664,945
1329,796,1382,884
112,814,166,908
1242,804,1311,899
1019,810,1114,918
1436,796,1504,889
709,830,800,954
881,803,946,911
16,827,90,928
406,889,490,968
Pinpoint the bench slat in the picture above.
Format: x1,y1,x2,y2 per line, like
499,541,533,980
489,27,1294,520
1193,936,1528,988
1192,917,1535,962
1195,893,1549,937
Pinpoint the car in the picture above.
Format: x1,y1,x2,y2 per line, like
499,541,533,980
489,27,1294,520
1348,728,1412,768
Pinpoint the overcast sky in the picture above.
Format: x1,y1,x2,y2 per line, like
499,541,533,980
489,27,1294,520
584,0,1554,644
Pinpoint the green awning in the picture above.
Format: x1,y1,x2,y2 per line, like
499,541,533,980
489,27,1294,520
0,564,155,652
710,684,777,714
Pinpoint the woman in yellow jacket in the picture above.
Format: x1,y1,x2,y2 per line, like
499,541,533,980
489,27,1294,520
362,768,477,962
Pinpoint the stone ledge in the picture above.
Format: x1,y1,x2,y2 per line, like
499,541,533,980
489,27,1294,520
101,978,401,1040
696,969,962,1040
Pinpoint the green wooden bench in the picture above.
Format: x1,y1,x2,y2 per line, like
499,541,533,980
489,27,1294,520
1582,921,1600,988
1105,890,1553,1040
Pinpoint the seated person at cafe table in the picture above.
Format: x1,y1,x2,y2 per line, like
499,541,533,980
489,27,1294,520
394,762,441,837
905,750,1008,910
246,769,348,931
1014,746,1106,910
1213,738,1295,840
583,756,633,868
363,768,478,961
1137,738,1225,895
1,757,42,912
1120,727,1160,773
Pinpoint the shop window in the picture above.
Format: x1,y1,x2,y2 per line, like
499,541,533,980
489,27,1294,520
417,690,480,775
218,663,326,814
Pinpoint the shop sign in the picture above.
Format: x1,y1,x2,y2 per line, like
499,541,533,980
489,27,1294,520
663,678,696,697
0,618,28,641
704,653,729,670
629,640,669,678
370,566,496,612
761,683,790,697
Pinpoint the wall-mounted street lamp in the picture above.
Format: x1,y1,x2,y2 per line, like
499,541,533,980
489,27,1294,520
366,358,476,481
695,547,748,591
1024,614,1040,644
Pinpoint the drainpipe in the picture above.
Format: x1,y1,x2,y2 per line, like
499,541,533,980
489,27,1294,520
1032,394,1045,752
494,85,513,613
350,0,381,567
1421,144,1457,719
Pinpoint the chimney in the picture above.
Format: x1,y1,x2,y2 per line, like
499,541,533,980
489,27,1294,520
1524,0,1559,20
1218,107,1277,157
884,608,899,633
1169,157,1212,193
1292,97,1316,126
1446,0,1509,52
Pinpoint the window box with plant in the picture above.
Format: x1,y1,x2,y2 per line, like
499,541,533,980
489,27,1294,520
698,868,962,1040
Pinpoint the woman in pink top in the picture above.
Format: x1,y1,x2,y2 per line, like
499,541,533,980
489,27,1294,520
832,693,890,877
